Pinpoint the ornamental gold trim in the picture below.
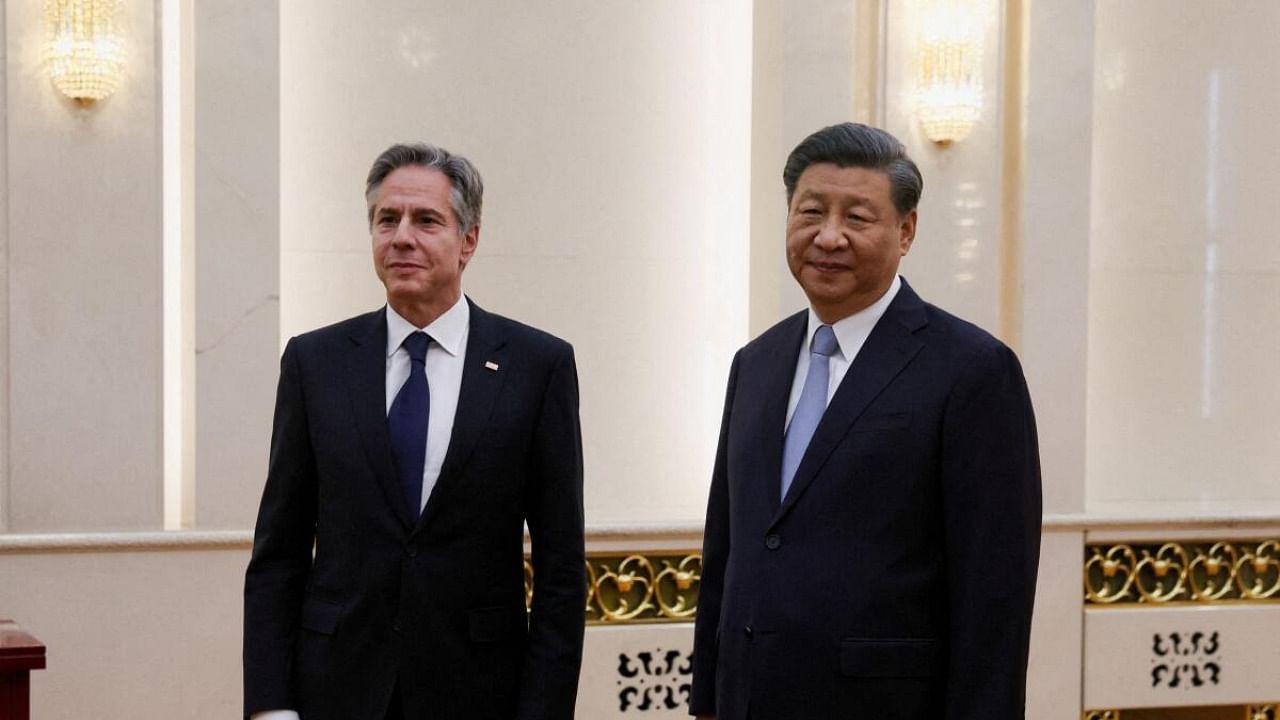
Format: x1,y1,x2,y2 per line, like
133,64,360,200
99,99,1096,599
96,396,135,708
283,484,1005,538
1085,706,1277,719
1085,540,1280,605
524,551,702,624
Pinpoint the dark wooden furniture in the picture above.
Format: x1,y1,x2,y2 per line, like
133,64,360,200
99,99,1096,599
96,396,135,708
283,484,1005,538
0,620,46,720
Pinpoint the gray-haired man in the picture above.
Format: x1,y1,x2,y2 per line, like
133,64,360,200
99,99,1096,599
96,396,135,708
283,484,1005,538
244,143,586,719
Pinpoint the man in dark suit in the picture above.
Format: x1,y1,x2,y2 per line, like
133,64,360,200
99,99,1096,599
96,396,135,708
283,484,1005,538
690,123,1041,720
244,143,585,720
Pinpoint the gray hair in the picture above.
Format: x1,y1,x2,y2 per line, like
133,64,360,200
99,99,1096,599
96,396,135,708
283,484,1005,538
782,123,923,215
365,142,484,232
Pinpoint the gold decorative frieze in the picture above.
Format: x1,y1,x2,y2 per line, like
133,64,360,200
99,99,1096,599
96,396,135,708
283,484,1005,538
1085,540,1280,605
524,551,702,624
1085,706,1277,719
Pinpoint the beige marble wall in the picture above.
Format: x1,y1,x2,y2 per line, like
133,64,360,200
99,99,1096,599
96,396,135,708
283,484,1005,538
0,543,247,718
193,0,280,529
1087,1,1280,516
279,0,754,527
4,0,165,531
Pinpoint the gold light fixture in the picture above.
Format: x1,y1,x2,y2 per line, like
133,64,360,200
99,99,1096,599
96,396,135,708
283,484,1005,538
916,0,983,145
44,0,125,104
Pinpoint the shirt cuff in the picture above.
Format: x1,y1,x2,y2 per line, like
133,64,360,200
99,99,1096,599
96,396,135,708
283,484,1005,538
250,711,300,720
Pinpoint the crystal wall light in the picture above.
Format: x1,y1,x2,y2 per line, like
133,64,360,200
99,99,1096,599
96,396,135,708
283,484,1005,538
44,0,125,105
916,0,983,145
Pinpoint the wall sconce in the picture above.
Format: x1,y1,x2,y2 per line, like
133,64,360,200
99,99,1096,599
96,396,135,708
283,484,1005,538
915,0,983,145
44,0,125,105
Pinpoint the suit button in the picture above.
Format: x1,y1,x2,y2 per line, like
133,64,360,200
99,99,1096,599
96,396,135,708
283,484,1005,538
393,622,402,634
743,626,753,639
406,546,418,558
764,534,781,550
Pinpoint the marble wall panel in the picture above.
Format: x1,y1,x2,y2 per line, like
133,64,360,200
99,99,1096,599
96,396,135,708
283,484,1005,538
1087,1,1280,515
5,0,164,531
0,547,247,718
193,0,280,529
1084,605,1280,710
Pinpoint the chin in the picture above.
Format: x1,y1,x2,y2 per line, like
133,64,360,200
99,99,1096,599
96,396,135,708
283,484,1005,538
803,279,857,300
387,283,427,301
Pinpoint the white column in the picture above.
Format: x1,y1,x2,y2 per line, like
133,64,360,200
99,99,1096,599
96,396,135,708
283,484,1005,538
0,0,9,533
1017,1,1096,716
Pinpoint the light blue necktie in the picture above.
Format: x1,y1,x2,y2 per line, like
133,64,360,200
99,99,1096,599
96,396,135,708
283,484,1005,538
781,324,838,500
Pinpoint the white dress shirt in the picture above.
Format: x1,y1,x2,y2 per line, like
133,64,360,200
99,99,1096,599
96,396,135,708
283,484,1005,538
785,274,902,428
385,294,470,513
249,297,470,720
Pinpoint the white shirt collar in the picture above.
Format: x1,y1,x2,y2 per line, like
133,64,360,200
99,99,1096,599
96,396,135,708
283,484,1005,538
805,274,902,360
385,295,470,358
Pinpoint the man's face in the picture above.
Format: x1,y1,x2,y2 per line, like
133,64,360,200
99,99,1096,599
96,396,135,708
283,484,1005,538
785,163,916,323
371,165,478,312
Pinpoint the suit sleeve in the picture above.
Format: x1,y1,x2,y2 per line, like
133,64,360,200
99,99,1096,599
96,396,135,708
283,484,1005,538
516,343,587,720
689,351,740,716
940,343,1042,720
243,338,318,717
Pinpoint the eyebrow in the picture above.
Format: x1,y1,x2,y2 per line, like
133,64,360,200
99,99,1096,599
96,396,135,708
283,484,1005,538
794,189,875,207
374,206,447,220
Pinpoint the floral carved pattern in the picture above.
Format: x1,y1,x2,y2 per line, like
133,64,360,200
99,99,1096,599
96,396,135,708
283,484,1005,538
1085,541,1280,605
524,551,702,624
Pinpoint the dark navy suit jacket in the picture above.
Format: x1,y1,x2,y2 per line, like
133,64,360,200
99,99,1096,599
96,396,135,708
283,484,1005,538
691,280,1041,720
244,299,585,720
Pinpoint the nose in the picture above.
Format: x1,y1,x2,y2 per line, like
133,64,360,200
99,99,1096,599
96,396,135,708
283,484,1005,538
391,216,414,247
813,217,847,251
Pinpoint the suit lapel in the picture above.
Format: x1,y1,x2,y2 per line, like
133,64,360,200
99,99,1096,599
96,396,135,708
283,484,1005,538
769,282,929,529
755,312,808,515
414,298,509,536
344,308,414,532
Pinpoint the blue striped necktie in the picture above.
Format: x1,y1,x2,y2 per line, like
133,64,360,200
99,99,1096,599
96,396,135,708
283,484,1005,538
781,324,838,500
389,331,431,520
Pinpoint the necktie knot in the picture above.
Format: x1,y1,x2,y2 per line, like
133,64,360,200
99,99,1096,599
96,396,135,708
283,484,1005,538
402,331,431,364
811,325,838,358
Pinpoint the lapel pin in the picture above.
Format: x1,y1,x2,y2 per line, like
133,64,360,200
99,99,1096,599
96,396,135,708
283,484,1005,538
485,361,500,371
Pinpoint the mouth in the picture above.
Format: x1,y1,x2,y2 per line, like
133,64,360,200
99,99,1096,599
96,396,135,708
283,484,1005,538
807,260,851,273
387,261,425,272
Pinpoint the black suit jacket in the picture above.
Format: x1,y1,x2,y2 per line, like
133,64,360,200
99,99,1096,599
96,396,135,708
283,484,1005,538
244,299,585,720
690,280,1041,720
